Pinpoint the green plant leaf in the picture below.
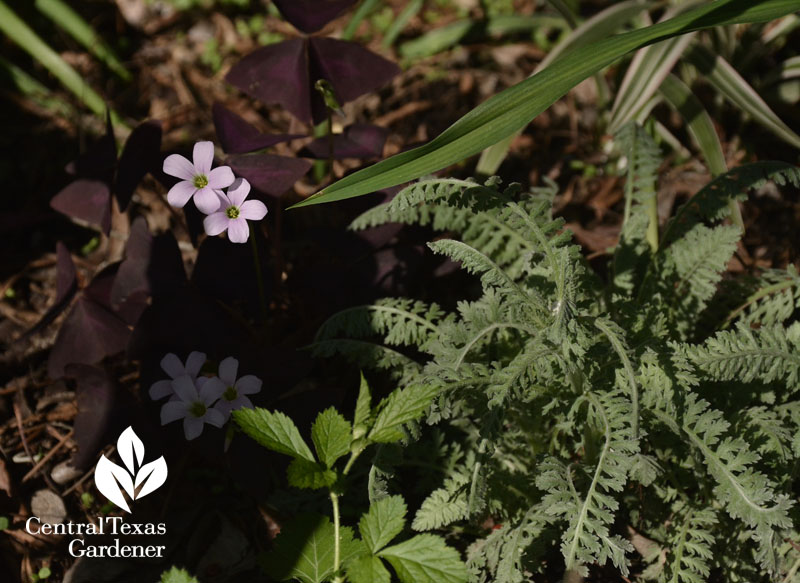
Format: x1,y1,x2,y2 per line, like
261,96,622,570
345,554,392,583
159,567,199,583
292,0,799,208
311,407,352,468
686,43,800,149
35,0,131,81
262,514,364,583
287,458,338,490
378,534,468,583
368,384,439,443
359,495,407,553
0,0,120,123
354,372,373,437
233,408,315,462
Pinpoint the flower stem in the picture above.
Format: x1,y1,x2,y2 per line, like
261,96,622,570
249,223,268,323
329,490,343,583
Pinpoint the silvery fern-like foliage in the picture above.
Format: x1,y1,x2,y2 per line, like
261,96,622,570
313,137,800,581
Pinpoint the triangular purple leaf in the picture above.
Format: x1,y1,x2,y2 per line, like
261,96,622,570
309,37,400,124
226,153,312,199
272,0,357,33
47,296,131,379
300,123,388,159
212,103,302,154
50,179,112,235
65,364,117,469
111,217,186,308
116,120,162,211
65,111,117,183
226,38,312,123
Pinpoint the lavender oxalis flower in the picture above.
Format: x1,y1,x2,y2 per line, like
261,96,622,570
163,141,235,214
203,357,262,418
149,351,206,400
160,375,226,440
203,178,267,243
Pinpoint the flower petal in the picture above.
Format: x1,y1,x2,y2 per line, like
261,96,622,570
172,375,199,402
239,199,268,221
161,401,187,425
160,353,184,378
149,380,174,400
228,217,249,243
226,177,250,207
218,357,239,386
194,187,223,214
185,351,207,377
203,212,230,237
213,400,234,419
234,395,254,411
208,166,236,190
183,416,204,440
200,376,226,404
204,407,226,428
193,141,215,175
235,375,262,395
163,154,195,180
167,181,196,208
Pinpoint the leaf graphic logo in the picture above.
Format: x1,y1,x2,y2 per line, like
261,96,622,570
94,427,168,513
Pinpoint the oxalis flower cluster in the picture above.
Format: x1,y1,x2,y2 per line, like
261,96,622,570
163,141,267,243
149,352,262,440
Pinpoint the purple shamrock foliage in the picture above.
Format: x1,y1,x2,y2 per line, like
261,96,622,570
212,103,302,154
272,0,357,33
300,123,388,160
226,37,399,125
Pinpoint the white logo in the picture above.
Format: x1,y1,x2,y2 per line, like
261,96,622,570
94,427,168,513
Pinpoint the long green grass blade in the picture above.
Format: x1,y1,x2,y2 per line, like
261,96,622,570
608,33,696,132
659,73,743,229
476,0,650,176
0,54,75,117
383,0,423,49
35,0,131,81
343,0,381,41
0,0,117,122
294,0,800,208
686,44,800,149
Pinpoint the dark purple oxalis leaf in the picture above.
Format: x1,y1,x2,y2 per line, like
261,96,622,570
272,0,357,33
48,296,131,379
227,153,312,199
227,37,399,125
111,217,186,308
226,38,312,123
21,242,79,339
50,179,112,235
308,38,399,123
212,103,301,154
300,123,388,159
65,111,117,183
115,120,162,211
65,364,117,469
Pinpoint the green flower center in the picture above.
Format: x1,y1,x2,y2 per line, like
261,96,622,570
226,206,240,219
189,401,207,417
223,386,238,401
193,174,209,188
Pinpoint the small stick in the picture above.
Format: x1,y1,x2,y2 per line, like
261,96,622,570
22,429,74,483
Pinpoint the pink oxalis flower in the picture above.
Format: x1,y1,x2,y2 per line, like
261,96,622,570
203,178,268,243
163,141,235,214
159,375,226,440
149,351,206,400
204,357,263,418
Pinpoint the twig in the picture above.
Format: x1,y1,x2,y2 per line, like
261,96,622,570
22,429,74,483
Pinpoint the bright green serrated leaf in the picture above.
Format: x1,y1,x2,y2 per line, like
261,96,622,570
160,567,199,583
292,0,800,207
262,514,364,583
287,458,338,490
233,408,315,462
368,384,439,443
378,534,468,583
345,554,392,583
359,495,407,553
311,407,352,468
354,373,373,438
